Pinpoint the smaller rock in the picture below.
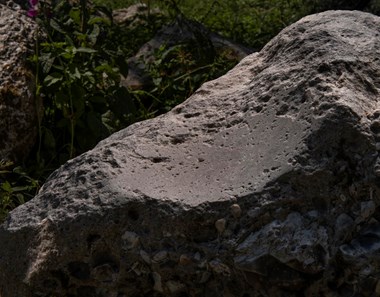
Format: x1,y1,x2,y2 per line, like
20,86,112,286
152,272,163,292
375,280,380,295
140,250,151,264
178,254,192,266
122,231,140,250
208,259,231,276
230,203,242,219
335,213,354,241
165,280,185,294
360,201,376,220
215,218,226,234
91,264,117,283
153,250,168,264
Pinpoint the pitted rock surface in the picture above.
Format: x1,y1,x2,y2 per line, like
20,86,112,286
2,10,380,297
0,2,38,161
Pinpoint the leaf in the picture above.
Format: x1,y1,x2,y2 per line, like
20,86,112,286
1,181,12,193
82,71,96,85
11,186,30,192
68,64,81,80
40,53,55,74
44,72,63,87
69,7,81,26
92,5,114,23
88,24,100,45
94,63,113,73
16,194,25,205
88,16,111,26
49,19,66,34
74,47,97,54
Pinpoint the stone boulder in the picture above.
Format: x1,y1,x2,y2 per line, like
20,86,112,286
113,3,163,29
0,1,39,162
2,10,380,297
121,15,254,90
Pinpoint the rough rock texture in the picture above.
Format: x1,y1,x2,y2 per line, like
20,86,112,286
0,2,39,162
121,16,254,89
2,10,380,297
113,3,163,29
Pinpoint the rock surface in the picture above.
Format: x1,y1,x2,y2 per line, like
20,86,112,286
113,3,163,29
2,10,380,297
0,1,39,161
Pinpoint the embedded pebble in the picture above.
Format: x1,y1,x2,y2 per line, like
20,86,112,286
122,231,140,250
152,272,163,292
215,218,226,234
166,280,186,293
179,254,192,266
230,203,242,218
153,251,168,263
140,250,151,264
360,201,376,219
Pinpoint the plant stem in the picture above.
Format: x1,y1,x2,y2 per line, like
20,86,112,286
80,0,87,33
34,28,43,165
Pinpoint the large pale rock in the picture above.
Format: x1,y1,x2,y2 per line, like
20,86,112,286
0,2,39,161
2,10,380,297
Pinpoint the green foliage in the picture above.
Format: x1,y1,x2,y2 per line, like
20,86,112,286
32,0,132,165
168,0,308,49
0,161,39,222
145,41,237,113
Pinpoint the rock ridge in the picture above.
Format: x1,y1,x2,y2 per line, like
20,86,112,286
1,10,380,297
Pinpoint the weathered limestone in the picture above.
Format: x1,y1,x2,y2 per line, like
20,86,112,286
1,10,380,297
0,2,39,161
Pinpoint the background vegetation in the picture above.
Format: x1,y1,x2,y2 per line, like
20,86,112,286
1,0,380,221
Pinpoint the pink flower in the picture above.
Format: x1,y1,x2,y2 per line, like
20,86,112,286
27,8,38,17
27,0,38,18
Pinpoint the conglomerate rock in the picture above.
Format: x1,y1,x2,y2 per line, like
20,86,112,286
2,10,380,297
0,1,39,161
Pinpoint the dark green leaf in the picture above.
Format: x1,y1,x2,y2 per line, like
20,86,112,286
44,72,63,87
74,47,97,54
49,19,66,34
88,24,100,45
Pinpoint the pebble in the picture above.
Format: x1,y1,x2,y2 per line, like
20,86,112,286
166,280,185,293
361,201,376,219
153,250,168,263
152,272,163,292
140,250,151,264
215,218,226,234
179,254,192,266
230,203,242,219
122,231,140,250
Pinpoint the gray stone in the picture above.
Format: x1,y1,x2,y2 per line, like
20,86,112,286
113,3,163,29
2,10,380,297
121,16,254,89
0,2,39,162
